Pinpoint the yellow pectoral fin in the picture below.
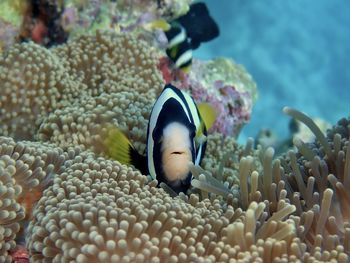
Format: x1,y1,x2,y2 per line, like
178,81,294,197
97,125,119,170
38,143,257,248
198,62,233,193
169,45,179,59
197,103,218,130
180,64,191,74
144,19,171,31
195,121,204,139
104,127,133,165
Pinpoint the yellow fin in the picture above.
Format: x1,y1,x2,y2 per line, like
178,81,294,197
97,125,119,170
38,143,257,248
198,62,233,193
104,127,133,165
195,121,205,140
144,19,171,31
197,103,218,130
180,64,191,74
169,45,179,59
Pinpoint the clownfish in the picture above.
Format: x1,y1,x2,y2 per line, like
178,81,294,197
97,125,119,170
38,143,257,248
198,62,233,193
146,2,219,72
104,84,217,194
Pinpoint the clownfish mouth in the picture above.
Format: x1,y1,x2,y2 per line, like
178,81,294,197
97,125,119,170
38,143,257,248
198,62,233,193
172,151,185,155
162,149,191,182
161,122,193,182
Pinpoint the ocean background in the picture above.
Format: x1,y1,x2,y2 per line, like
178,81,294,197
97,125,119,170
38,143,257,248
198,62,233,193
195,0,350,143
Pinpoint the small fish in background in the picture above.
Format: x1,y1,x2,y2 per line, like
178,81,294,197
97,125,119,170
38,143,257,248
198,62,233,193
146,2,220,72
104,84,217,194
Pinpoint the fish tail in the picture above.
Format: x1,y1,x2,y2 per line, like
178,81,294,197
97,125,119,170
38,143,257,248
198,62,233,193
104,127,148,174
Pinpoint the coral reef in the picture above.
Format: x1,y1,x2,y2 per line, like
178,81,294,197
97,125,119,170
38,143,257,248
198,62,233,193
189,58,257,136
0,1,27,29
0,0,193,53
60,0,193,38
3,107,350,261
0,0,29,52
0,5,348,261
0,0,257,141
21,0,68,46
0,0,68,51
25,107,350,261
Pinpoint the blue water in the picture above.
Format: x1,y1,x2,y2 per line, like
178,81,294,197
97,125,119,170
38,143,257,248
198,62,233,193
195,0,350,142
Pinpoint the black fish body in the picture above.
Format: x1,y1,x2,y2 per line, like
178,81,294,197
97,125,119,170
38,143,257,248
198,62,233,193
175,2,220,49
147,84,205,193
164,2,220,71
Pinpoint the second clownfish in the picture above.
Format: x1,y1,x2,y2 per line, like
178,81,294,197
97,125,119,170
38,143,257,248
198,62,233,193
146,2,220,73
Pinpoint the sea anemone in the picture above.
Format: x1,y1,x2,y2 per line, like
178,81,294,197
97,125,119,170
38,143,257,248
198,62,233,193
190,107,350,261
